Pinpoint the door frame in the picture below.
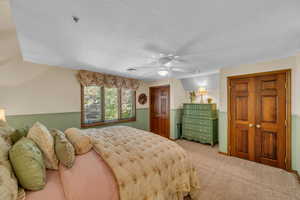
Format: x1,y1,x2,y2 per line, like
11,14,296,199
227,69,291,170
149,85,171,138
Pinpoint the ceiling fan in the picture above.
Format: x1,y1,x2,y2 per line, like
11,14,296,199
126,52,196,77
127,38,205,77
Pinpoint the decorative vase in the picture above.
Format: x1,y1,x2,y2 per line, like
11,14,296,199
189,91,196,103
207,98,213,104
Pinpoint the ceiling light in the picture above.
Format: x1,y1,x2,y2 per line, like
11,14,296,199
127,68,137,71
158,70,169,76
165,62,172,67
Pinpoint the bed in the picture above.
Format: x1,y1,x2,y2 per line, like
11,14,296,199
26,126,200,200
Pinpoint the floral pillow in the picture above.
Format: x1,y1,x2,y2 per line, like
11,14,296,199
52,129,75,168
9,137,46,191
65,128,92,155
0,135,18,200
27,122,59,170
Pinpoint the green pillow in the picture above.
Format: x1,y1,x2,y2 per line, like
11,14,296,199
10,128,29,144
9,137,46,191
52,129,75,168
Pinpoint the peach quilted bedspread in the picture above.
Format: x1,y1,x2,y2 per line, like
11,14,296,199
86,126,200,200
26,150,119,200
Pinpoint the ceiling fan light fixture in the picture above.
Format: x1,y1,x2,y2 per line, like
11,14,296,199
158,70,169,76
127,67,137,71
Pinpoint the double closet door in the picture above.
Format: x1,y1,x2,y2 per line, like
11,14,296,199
229,71,290,169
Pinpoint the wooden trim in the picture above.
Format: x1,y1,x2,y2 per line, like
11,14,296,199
218,151,229,156
290,170,300,183
117,88,121,119
81,118,136,128
101,87,105,121
286,70,292,170
227,69,292,170
149,84,170,89
227,76,231,155
227,69,291,80
80,85,85,127
80,85,137,128
149,85,171,139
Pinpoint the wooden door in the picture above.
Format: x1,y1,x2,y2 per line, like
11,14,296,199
229,70,290,169
150,85,170,138
229,78,256,161
255,74,286,168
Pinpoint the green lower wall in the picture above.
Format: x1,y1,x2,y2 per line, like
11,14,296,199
218,111,228,153
218,111,300,173
7,112,81,131
6,108,182,139
171,109,183,139
292,115,300,173
6,108,149,132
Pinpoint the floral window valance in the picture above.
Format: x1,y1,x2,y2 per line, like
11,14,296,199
77,70,140,90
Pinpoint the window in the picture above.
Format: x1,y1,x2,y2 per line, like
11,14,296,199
81,86,136,127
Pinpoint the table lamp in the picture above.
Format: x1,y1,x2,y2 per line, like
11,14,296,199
198,88,208,103
0,109,6,121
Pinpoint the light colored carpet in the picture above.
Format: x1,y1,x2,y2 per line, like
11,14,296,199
177,140,300,200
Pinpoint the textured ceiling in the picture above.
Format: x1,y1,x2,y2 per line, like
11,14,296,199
10,0,300,80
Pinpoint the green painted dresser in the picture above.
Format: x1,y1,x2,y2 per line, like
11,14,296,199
182,103,218,146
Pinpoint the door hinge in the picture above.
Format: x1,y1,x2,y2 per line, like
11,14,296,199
285,120,287,127
285,82,287,89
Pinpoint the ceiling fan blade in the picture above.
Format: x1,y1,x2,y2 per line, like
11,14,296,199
174,58,188,63
171,67,195,73
135,66,163,70
174,32,211,56
143,44,171,55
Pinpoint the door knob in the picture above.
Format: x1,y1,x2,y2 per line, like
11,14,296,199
256,124,261,128
249,124,254,128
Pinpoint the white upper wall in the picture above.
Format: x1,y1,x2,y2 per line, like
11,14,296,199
0,1,79,115
0,1,147,115
181,73,220,106
146,78,189,110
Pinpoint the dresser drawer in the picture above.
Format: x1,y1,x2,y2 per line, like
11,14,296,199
182,123,213,133
182,103,218,146
182,117,214,126
183,110,217,118
182,129,212,141
183,104,216,111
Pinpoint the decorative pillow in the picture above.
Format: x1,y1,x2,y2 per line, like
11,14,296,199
51,129,75,168
9,137,46,191
0,136,18,200
0,136,11,161
0,165,18,200
10,128,28,144
0,119,9,127
27,122,59,170
65,128,92,155
17,188,26,200
0,120,15,145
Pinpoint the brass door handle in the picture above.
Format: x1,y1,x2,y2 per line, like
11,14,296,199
249,123,254,128
256,124,261,128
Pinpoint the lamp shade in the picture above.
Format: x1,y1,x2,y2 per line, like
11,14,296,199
198,87,208,95
0,109,6,121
